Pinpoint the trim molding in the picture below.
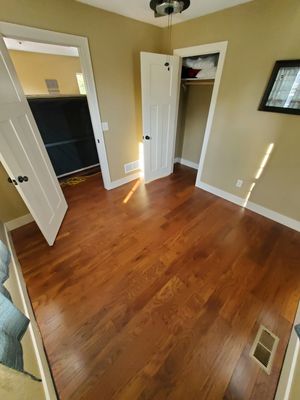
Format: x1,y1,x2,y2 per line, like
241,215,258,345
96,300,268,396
174,157,199,170
57,163,100,179
197,180,300,232
275,301,300,400
247,201,300,233
5,213,34,231
108,172,140,190
197,181,244,207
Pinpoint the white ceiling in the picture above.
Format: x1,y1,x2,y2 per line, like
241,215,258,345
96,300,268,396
4,38,79,57
76,0,253,27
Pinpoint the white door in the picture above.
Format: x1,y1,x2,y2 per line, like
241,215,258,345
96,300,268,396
141,52,181,183
0,35,67,245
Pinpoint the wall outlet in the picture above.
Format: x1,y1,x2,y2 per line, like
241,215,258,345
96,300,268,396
101,122,109,132
236,179,244,188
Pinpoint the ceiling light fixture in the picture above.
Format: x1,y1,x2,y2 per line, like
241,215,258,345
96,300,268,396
150,0,190,18
150,1,191,69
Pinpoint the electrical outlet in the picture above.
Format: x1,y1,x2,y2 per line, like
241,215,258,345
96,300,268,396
236,179,243,188
101,122,109,132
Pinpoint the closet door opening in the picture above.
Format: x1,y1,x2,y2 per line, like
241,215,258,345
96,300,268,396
3,37,103,186
173,42,228,187
174,53,218,181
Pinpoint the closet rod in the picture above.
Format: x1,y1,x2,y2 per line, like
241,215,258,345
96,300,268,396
181,79,214,86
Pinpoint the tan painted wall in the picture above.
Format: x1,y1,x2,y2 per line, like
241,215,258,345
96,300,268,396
0,163,28,223
166,0,300,221
9,50,82,95
176,84,213,164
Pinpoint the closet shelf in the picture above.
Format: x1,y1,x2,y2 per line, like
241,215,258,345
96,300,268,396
181,79,214,86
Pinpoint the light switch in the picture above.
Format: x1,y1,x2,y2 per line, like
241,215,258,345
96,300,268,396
101,122,109,132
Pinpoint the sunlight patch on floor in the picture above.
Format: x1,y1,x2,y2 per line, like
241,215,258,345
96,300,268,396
123,180,141,204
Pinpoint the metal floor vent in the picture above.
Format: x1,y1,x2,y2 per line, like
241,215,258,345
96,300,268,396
249,325,279,374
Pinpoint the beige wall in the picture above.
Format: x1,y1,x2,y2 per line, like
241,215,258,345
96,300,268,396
167,0,300,221
0,163,28,223
176,84,213,164
9,50,82,95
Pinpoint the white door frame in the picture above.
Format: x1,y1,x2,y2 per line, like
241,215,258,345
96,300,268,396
174,41,228,187
0,21,112,190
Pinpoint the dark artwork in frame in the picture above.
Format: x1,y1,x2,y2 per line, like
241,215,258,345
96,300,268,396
259,60,300,115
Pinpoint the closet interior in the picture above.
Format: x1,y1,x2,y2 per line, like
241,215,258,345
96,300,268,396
175,52,219,176
27,95,99,178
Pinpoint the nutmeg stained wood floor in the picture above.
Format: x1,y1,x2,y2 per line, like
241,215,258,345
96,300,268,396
12,165,300,400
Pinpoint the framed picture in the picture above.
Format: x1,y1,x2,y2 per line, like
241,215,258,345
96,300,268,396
259,60,300,115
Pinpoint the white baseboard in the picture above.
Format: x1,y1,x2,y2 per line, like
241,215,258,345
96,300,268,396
197,180,300,232
57,163,100,178
5,213,34,231
108,172,140,190
197,181,244,207
275,301,300,400
174,157,199,170
247,202,300,233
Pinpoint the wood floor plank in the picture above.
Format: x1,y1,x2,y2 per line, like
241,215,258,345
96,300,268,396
11,165,300,400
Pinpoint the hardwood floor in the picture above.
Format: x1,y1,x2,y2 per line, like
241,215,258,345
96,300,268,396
12,165,300,400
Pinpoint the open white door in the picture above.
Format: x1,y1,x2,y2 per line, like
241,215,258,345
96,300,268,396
0,35,67,245
141,52,181,183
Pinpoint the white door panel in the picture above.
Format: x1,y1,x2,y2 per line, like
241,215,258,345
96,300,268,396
141,52,181,183
0,35,67,245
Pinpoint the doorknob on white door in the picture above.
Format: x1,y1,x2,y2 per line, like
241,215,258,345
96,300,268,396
18,176,29,183
7,177,18,185
143,135,151,140
8,176,29,184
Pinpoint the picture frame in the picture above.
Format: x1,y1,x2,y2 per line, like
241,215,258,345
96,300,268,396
259,60,300,115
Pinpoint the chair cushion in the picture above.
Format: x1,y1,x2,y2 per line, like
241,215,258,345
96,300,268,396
0,284,12,301
0,329,23,371
0,293,29,340
0,240,10,284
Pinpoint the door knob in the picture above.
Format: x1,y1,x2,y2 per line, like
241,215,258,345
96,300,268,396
18,176,29,183
7,177,18,185
144,135,151,140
